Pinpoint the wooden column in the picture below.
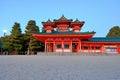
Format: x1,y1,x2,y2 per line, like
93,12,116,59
100,45,102,53
89,45,91,53
46,43,48,52
46,42,48,52
70,40,72,52
102,44,105,53
62,40,64,52
94,45,96,53
45,40,46,52
53,40,56,52
78,40,81,52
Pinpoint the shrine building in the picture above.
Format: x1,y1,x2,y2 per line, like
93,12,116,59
32,15,120,54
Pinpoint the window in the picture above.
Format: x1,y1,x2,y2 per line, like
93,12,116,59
57,44,61,48
64,44,69,49
106,47,117,52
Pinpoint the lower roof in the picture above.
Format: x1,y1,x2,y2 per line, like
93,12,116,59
34,31,95,35
90,37,120,42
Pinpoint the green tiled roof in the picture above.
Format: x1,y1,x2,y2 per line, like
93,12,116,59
34,31,95,35
89,37,120,42
0,44,3,47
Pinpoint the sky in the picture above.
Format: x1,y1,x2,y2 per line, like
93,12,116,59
0,0,120,37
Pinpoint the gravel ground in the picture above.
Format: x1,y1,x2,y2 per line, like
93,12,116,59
0,55,120,80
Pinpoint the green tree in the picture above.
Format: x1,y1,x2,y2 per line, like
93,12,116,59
0,37,3,54
9,22,23,54
106,26,120,38
42,27,45,32
24,20,41,54
3,36,12,51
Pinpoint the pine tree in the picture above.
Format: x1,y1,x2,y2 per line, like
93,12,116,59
0,37,2,45
106,26,120,38
24,20,41,54
9,22,23,54
42,27,45,32
3,36,12,51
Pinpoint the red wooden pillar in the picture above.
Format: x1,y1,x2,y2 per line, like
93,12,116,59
62,40,64,52
102,44,105,53
45,40,46,52
94,45,96,53
46,43,48,52
46,42,49,52
70,40,72,52
117,45,120,54
53,40,56,52
76,43,79,53
89,45,91,53
100,45,102,53
78,40,81,52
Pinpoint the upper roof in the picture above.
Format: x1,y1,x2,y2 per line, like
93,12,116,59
89,37,120,42
42,15,84,23
54,15,73,22
42,15,85,29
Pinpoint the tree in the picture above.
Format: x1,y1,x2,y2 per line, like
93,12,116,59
42,27,45,32
9,22,23,54
2,36,12,51
106,26,120,38
0,38,2,44
24,20,41,54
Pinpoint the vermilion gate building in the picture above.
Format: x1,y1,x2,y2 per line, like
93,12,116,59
32,15,120,54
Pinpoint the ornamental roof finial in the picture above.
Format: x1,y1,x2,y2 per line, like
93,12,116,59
47,19,52,23
59,14,67,20
74,18,80,22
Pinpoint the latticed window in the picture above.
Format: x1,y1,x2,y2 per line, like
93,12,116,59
64,44,69,48
57,44,61,48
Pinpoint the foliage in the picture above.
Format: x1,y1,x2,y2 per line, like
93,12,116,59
2,20,44,55
42,27,45,32
0,37,3,49
9,22,23,54
24,20,41,54
0,37,2,44
2,36,12,51
106,26,120,38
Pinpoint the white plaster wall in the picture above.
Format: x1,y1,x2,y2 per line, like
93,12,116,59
64,49,71,52
56,49,62,52
83,50,88,52
95,50,100,52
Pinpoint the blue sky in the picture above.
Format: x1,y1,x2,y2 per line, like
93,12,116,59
0,0,120,37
